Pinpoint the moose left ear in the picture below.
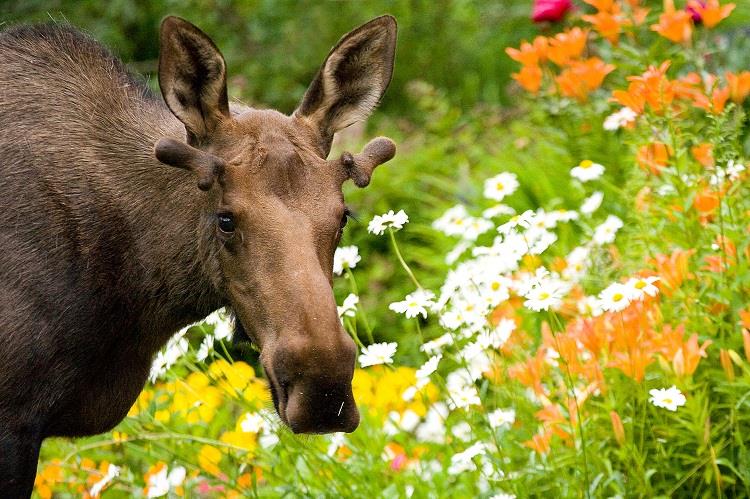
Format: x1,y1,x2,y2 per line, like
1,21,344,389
294,15,397,153
154,138,225,191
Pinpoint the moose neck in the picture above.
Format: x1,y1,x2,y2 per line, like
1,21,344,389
118,108,226,350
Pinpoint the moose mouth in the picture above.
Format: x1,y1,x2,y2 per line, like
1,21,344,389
230,311,254,346
228,310,291,423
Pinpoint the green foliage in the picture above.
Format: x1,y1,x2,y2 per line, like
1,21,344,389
1,0,538,116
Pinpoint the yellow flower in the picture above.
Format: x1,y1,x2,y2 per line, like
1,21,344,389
154,409,171,423
242,379,270,406
198,445,223,476
220,430,257,454
186,371,210,389
127,390,153,417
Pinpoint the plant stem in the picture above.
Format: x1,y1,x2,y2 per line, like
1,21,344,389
388,228,422,289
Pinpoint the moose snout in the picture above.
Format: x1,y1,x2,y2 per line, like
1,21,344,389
285,379,360,434
268,332,360,434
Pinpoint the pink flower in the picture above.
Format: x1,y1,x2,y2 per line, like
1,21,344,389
532,0,573,23
687,0,706,23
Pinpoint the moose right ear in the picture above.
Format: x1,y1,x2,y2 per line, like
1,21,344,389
154,138,225,191
158,16,230,147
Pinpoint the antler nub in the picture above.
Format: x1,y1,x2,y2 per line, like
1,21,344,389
340,137,396,187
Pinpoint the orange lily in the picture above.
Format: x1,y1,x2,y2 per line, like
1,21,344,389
651,0,693,43
720,349,736,381
688,0,736,28
636,142,670,175
691,143,714,167
547,27,589,66
671,333,712,377
692,84,730,114
583,0,616,11
608,347,653,382
739,309,750,329
583,8,631,44
726,71,750,103
649,249,695,295
506,39,543,67
523,430,553,454
693,187,720,213
555,57,616,101
512,65,543,93
610,410,626,446
613,62,674,115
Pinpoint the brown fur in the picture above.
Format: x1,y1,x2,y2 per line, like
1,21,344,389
0,15,396,497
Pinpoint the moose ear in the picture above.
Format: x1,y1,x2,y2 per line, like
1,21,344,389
158,16,230,147
294,15,397,152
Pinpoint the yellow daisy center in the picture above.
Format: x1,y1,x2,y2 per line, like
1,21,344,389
635,280,646,289
539,292,550,300
496,181,505,190
580,160,594,169
491,282,501,291
612,293,624,302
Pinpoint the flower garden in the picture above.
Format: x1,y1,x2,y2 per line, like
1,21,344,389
31,0,750,497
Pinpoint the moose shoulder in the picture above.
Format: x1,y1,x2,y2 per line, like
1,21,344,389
0,16,396,496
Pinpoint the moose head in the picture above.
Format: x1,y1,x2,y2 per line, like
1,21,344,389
152,16,397,433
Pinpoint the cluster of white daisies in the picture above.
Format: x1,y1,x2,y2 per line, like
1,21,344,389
330,158,688,478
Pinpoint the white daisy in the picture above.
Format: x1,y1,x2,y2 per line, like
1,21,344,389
240,412,266,433
497,209,535,235
368,209,409,235
448,442,486,474
598,282,632,312
433,205,471,237
571,160,605,182
420,333,454,354
483,172,519,201
649,385,686,411
592,215,623,245
146,465,186,498
461,217,494,241
415,354,442,388
626,276,660,301
603,107,637,131
577,296,604,317
523,283,566,312
488,408,516,429
447,382,481,410
389,289,436,319
477,318,515,349
196,334,214,362
337,293,359,319
90,463,120,497
563,246,590,281
333,245,361,275
482,204,516,219
359,342,398,367
580,191,604,215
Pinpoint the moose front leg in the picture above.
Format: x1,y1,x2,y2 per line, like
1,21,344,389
0,427,42,498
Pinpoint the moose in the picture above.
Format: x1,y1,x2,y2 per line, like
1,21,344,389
0,14,396,496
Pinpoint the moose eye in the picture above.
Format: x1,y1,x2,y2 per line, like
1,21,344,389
217,213,235,233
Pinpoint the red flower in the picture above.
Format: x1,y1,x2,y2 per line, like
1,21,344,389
533,0,573,23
